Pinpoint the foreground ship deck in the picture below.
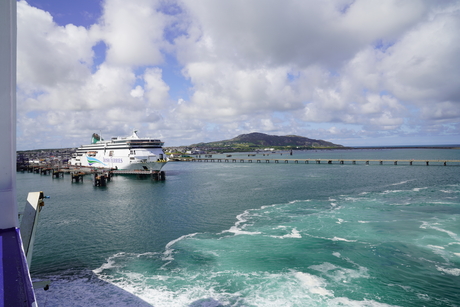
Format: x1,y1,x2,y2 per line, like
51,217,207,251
0,227,36,306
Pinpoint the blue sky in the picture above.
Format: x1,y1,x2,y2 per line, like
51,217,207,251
26,0,102,27
16,0,460,149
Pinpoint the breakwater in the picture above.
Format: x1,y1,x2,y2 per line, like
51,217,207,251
178,157,460,166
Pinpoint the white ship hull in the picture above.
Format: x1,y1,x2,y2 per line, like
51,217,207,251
69,131,168,171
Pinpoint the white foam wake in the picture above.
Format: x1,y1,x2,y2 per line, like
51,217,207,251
436,266,460,276
162,233,199,261
270,228,302,239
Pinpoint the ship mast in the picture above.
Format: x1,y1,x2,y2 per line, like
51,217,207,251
0,0,18,229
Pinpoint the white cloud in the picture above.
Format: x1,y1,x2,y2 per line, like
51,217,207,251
130,85,144,98
97,0,170,66
15,0,460,149
381,5,460,109
16,0,176,148
340,0,426,41
172,0,458,138
177,0,426,68
17,1,94,88
178,63,299,120
144,67,170,108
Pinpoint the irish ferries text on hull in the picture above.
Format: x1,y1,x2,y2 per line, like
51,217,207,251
69,131,167,171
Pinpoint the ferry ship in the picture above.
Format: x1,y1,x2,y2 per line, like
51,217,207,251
69,131,168,171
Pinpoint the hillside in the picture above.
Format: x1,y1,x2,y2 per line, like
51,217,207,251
191,132,343,151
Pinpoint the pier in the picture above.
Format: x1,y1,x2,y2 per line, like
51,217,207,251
17,163,166,183
179,158,460,166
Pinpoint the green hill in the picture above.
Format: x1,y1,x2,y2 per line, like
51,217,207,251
191,132,343,151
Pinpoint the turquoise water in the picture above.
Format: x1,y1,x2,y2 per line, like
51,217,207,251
17,148,460,306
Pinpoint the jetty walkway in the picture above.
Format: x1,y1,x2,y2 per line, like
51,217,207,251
17,165,166,184
177,158,460,166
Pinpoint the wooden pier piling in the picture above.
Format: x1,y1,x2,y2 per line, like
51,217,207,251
150,171,166,181
93,173,108,187
71,172,85,183
52,169,64,178
40,167,53,175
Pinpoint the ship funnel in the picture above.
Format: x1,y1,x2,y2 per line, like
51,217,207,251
92,133,101,144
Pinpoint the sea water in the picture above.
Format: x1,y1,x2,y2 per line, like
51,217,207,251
17,148,460,306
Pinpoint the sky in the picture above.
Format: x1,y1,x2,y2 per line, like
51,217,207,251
16,0,460,149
